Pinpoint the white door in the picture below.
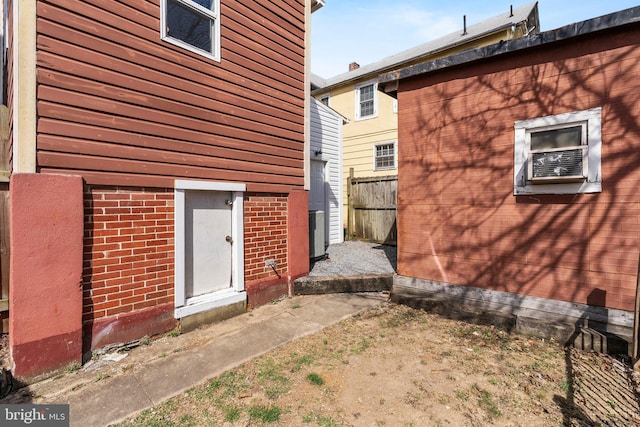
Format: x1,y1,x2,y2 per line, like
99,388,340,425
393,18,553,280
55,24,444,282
310,160,328,250
184,190,232,298
310,160,327,212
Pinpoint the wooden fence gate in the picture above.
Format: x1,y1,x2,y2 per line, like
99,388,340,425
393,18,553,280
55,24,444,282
346,169,397,245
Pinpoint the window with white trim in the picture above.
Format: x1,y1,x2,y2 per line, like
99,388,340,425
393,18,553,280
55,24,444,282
514,107,602,195
374,142,396,170
319,95,330,106
355,80,377,120
161,0,221,62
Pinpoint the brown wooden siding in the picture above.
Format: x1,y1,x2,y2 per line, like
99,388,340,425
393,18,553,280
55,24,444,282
396,25,640,312
35,0,306,192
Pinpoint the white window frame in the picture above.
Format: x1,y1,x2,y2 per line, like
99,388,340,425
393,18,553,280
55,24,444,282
160,0,221,62
355,79,378,121
373,141,397,171
514,107,602,195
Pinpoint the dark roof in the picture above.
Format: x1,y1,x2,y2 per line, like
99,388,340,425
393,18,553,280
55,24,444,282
378,6,640,93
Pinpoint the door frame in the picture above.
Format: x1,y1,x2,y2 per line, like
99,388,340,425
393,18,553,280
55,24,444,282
174,180,245,318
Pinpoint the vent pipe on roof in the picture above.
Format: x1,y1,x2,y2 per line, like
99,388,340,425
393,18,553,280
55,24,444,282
510,5,513,17
462,15,467,35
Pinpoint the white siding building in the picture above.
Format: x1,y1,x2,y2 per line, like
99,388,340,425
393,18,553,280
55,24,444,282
309,97,345,246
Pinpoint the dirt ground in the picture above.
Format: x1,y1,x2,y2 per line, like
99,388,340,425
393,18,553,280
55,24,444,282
0,334,8,370
115,302,640,427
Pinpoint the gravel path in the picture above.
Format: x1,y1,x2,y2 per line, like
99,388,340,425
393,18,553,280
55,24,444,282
309,240,397,276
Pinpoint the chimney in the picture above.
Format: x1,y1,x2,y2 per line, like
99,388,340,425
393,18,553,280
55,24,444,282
349,62,360,72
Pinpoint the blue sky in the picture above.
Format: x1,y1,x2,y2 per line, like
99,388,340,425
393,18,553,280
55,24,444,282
311,1,640,78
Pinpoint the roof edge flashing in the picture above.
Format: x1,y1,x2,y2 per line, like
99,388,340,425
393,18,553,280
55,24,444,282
379,5,640,86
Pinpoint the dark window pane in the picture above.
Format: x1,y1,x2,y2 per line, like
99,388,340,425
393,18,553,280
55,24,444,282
193,0,213,10
167,0,213,53
531,126,582,150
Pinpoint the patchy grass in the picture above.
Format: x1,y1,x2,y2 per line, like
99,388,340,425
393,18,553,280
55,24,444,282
94,373,109,383
248,405,281,423
473,383,502,420
65,362,81,373
306,373,325,386
114,303,634,426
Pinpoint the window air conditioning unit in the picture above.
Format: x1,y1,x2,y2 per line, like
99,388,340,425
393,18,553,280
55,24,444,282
528,147,588,183
527,124,588,184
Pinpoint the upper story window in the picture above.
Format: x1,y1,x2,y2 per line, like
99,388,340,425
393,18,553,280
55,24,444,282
355,80,378,120
374,142,396,170
161,0,221,62
319,95,330,106
514,107,602,195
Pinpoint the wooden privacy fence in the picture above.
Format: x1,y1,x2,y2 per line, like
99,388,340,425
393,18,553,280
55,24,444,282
346,169,397,245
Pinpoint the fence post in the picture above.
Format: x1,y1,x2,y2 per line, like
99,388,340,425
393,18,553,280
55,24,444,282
347,168,354,241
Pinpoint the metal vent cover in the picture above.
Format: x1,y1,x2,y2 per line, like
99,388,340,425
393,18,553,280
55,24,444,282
531,148,585,179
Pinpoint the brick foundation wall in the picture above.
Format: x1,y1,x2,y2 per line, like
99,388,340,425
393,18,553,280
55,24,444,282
244,193,288,284
82,187,175,325
82,188,296,344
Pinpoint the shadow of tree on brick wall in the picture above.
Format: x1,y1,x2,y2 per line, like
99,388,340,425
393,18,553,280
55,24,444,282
396,29,640,425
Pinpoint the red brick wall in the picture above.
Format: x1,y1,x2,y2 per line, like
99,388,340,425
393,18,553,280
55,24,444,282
83,189,293,326
397,26,640,311
244,193,289,284
82,187,175,325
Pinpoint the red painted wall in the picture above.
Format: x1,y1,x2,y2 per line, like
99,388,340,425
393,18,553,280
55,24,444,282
287,190,310,280
10,174,84,378
396,25,640,312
